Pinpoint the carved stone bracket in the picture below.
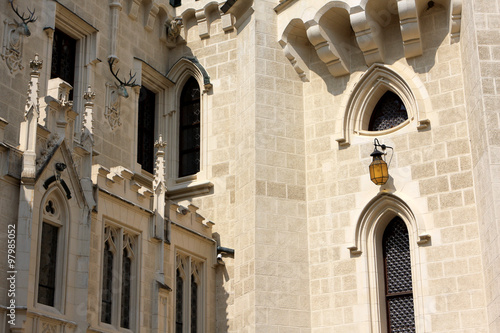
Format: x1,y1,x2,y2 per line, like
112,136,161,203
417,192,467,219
306,22,349,77
350,9,384,66
397,0,423,59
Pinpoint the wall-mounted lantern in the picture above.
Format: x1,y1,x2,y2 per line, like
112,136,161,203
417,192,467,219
369,139,393,185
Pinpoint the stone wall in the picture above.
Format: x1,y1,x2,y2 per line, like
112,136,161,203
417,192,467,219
462,0,500,331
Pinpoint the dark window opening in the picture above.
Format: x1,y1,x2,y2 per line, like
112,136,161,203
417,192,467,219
51,29,76,100
137,86,156,174
383,217,415,332
191,276,198,333
101,241,114,324
176,269,184,333
121,248,131,329
38,222,59,306
179,77,201,177
368,91,408,131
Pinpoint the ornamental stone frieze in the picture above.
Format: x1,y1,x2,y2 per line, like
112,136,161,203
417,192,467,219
276,0,463,80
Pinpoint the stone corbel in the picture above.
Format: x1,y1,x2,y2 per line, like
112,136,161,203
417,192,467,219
449,0,462,43
350,9,384,66
397,0,423,59
129,0,142,20
145,3,160,32
279,40,309,82
306,22,349,77
195,8,210,39
221,12,235,32
165,17,182,48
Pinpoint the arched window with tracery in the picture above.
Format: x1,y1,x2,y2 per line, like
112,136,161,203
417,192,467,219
178,76,201,178
382,217,415,332
369,91,408,131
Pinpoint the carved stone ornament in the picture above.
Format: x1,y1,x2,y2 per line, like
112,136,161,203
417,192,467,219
104,82,122,130
1,19,25,74
36,133,60,170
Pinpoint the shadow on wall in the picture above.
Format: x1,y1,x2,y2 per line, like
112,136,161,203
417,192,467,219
279,2,450,97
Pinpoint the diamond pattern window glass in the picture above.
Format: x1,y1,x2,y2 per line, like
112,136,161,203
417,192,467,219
179,77,201,177
368,91,408,131
383,217,415,332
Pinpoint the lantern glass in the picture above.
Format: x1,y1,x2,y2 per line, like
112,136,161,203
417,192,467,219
369,156,389,185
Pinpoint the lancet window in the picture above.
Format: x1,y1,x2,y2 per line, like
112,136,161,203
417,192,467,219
383,217,415,332
101,225,138,330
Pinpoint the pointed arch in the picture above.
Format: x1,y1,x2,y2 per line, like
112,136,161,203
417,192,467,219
336,63,431,146
349,192,429,332
349,192,429,255
36,185,70,310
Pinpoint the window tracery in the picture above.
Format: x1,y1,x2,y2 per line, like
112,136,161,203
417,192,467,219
100,225,137,330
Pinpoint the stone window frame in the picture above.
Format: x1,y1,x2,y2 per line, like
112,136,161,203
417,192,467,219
35,186,70,314
175,251,205,333
165,57,213,199
99,222,140,332
131,58,174,178
44,2,99,139
336,63,431,147
348,193,430,333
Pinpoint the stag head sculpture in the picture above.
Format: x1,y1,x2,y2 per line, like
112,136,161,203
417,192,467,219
108,58,140,98
9,0,37,37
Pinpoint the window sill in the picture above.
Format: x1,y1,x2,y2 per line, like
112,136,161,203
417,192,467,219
167,178,213,200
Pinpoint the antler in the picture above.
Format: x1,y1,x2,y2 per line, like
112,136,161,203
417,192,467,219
108,58,139,87
9,0,37,24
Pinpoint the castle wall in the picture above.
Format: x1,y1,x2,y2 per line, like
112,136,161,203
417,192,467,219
461,0,500,331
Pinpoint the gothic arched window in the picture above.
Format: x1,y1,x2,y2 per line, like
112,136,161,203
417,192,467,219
383,217,415,332
369,91,408,131
179,77,201,178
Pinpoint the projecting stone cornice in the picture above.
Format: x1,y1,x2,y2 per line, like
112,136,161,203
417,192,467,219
277,0,462,79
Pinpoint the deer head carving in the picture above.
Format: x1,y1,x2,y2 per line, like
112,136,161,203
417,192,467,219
9,0,37,37
108,58,140,98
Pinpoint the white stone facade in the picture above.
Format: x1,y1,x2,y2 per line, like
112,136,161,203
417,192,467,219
0,0,499,332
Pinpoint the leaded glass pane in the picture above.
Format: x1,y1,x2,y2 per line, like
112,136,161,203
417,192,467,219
176,268,183,333
138,86,156,174
387,295,416,332
179,77,201,177
383,217,415,332
101,242,113,324
384,218,412,293
121,248,131,328
368,91,408,131
38,223,58,306
191,276,198,333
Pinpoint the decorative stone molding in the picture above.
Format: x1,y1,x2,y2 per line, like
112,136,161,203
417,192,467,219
145,3,160,32
449,0,462,42
82,85,96,135
129,0,142,20
1,20,25,74
396,0,423,59
305,21,349,77
109,0,122,58
104,82,122,130
349,8,384,66
279,19,311,82
337,63,431,146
